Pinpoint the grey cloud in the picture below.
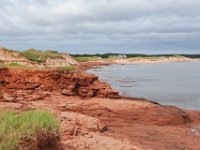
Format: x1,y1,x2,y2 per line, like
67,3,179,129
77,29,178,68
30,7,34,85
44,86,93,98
0,0,200,53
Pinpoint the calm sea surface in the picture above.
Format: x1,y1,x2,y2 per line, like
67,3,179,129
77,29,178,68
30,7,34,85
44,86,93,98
87,62,200,110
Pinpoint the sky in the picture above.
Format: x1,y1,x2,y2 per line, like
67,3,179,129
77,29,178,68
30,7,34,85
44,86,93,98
1,0,200,54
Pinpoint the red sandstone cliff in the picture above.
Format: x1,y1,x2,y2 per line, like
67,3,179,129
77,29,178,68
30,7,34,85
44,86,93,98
0,68,200,150
0,68,120,102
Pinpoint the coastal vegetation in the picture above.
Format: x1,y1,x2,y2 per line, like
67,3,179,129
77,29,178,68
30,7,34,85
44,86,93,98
8,62,26,67
0,47,78,71
0,110,59,150
0,62,46,70
0,61,77,72
0,62,26,69
1,47,200,63
22,49,64,62
56,65,76,73
74,56,101,62
71,53,200,61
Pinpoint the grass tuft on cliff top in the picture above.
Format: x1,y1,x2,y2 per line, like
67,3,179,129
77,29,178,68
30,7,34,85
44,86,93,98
8,62,26,67
22,49,64,62
74,56,102,62
56,65,76,73
0,110,59,150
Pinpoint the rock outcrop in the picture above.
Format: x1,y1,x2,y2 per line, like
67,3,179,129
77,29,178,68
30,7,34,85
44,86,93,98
0,68,120,101
25,95,200,150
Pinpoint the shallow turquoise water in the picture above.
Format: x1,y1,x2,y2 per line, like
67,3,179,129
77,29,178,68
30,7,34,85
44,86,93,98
87,62,200,110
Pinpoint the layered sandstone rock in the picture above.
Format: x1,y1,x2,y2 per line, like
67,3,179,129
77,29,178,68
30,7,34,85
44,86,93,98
59,110,137,150
60,111,107,133
0,68,120,101
0,90,17,102
26,95,200,150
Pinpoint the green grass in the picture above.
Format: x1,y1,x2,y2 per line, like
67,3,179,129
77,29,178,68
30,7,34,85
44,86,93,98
0,62,45,70
56,65,76,73
0,63,49,71
0,110,59,150
22,49,64,62
0,62,76,72
8,62,26,67
74,56,102,62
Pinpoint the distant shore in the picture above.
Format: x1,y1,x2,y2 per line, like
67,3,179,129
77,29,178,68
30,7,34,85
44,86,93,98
78,56,199,70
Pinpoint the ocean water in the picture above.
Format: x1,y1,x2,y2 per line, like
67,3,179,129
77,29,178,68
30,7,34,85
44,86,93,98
87,62,200,110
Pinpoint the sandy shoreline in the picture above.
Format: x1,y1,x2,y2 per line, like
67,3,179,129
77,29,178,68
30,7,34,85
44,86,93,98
78,56,199,70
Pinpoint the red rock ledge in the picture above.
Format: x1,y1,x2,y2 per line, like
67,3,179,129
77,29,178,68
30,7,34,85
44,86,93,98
0,68,120,102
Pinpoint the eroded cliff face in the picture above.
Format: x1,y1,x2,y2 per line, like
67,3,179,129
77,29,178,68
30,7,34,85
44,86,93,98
0,67,200,150
0,68,120,102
